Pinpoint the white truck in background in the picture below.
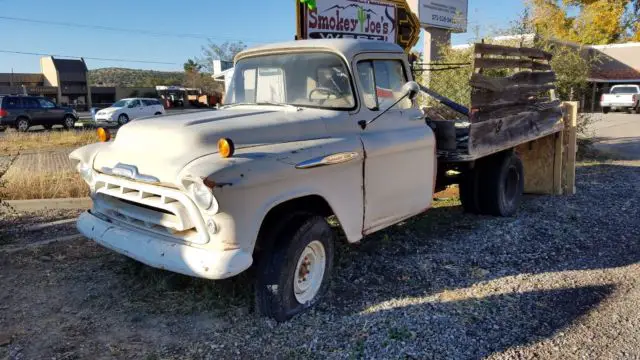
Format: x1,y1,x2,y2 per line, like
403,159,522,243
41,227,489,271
600,85,640,114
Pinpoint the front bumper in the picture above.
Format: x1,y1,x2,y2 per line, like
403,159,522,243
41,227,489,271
94,113,117,122
77,211,253,279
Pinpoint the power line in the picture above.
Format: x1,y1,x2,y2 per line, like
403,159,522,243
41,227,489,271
0,49,179,65
0,15,271,43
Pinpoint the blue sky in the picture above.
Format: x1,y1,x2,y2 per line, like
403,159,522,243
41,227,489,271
0,0,524,73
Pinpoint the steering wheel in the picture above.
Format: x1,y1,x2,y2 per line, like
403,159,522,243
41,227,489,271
309,87,340,101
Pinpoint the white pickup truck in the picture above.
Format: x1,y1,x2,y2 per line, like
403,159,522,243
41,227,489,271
71,39,553,321
600,84,640,114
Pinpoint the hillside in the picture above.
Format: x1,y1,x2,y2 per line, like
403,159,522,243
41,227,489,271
88,68,185,87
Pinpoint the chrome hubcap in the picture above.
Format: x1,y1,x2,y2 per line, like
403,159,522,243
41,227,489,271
293,240,326,304
18,121,28,131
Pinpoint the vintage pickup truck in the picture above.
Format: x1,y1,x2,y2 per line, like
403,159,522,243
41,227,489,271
70,39,564,321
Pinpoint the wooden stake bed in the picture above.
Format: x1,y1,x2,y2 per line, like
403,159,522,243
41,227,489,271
436,43,564,162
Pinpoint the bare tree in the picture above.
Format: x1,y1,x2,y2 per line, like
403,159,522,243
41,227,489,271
198,40,247,72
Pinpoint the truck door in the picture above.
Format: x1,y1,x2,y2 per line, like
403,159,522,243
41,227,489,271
353,55,436,234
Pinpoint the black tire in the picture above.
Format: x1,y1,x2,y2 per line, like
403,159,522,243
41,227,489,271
43,124,54,130
154,112,162,116
117,113,129,126
16,117,30,132
63,115,76,130
602,107,610,114
459,166,483,214
254,215,335,322
480,151,524,217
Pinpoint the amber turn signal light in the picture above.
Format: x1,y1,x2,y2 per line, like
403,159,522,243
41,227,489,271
218,138,235,158
97,127,111,142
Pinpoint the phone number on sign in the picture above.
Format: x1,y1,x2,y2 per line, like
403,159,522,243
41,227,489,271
432,14,453,23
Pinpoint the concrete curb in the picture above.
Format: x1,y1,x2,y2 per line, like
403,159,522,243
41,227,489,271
4,197,92,212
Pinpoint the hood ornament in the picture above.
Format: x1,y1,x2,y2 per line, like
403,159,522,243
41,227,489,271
101,163,160,183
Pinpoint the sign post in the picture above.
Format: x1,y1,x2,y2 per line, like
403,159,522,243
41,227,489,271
296,0,421,52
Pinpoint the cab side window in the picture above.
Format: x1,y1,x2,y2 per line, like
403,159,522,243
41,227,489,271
357,59,411,111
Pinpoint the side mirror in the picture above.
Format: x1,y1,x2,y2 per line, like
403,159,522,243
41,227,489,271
402,81,420,101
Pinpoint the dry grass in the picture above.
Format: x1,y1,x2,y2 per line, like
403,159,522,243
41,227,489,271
0,169,89,200
0,130,98,156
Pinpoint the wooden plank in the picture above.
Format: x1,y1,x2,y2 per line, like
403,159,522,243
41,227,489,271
473,58,552,71
474,43,553,60
471,100,561,122
471,84,556,108
470,72,556,92
561,101,578,195
553,131,564,195
515,135,556,194
468,107,564,158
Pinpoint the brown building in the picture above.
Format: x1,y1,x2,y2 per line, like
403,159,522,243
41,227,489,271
0,56,92,108
0,57,156,110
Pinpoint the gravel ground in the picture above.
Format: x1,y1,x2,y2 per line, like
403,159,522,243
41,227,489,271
0,161,639,359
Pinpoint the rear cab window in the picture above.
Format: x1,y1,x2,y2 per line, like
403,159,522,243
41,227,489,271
611,86,640,94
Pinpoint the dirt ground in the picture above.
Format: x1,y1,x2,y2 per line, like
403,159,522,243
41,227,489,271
1,160,639,359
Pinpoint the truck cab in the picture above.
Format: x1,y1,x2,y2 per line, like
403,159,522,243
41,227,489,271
71,39,436,321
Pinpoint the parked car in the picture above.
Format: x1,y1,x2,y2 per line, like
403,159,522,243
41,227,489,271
94,98,165,125
600,85,640,113
0,95,78,132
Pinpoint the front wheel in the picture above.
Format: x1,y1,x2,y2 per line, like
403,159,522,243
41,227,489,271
63,115,76,130
117,114,129,126
602,107,610,114
254,216,335,322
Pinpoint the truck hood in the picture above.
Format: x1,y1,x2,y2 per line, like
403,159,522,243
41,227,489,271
93,106,331,183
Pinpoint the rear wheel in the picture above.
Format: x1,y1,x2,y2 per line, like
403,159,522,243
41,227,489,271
602,107,610,114
154,112,162,116
16,117,30,132
480,151,524,217
63,115,76,130
254,215,335,322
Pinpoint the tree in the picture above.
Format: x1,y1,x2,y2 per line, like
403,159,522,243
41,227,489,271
184,58,201,72
197,41,247,72
528,0,640,44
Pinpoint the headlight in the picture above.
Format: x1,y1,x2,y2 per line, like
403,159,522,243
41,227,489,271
77,162,95,185
189,182,213,210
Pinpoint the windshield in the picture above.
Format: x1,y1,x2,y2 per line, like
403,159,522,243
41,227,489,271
611,86,638,94
225,52,355,109
112,100,131,107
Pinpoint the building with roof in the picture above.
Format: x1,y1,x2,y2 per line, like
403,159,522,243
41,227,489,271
0,57,159,110
0,56,92,108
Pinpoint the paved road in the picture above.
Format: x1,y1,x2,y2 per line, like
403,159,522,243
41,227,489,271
590,112,640,160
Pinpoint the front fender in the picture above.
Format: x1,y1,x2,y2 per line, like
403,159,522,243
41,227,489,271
69,142,109,168
181,137,365,250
